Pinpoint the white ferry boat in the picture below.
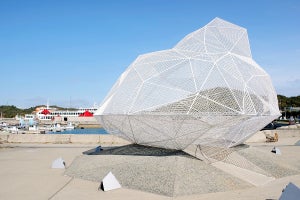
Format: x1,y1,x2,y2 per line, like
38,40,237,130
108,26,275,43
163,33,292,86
36,107,97,121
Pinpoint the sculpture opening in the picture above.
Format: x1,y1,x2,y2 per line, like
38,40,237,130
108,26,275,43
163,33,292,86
94,18,280,152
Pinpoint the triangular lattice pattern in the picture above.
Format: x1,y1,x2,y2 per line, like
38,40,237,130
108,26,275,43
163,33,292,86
95,18,280,151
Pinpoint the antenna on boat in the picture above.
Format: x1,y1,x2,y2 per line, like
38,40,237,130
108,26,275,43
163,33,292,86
69,96,72,109
47,99,49,109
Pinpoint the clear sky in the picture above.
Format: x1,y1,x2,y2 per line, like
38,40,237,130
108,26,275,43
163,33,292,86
0,0,299,108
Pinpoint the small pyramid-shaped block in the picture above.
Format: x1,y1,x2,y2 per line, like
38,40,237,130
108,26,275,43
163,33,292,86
271,147,281,155
101,172,121,191
51,157,65,169
279,182,300,200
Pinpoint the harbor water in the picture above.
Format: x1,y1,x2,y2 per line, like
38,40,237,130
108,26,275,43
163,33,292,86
48,128,108,134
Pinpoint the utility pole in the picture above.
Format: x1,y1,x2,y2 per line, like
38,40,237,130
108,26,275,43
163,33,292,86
69,96,72,109
284,107,287,119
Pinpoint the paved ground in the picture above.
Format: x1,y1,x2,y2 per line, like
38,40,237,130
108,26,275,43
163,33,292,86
0,137,300,200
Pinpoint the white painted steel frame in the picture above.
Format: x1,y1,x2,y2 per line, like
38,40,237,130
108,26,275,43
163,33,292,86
95,18,280,150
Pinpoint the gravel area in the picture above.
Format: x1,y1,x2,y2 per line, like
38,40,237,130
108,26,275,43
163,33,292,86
237,146,300,178
224,151,272,177
65,145,251,196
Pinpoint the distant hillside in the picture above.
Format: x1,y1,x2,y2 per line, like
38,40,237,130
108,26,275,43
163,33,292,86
0,105,35,118
277,95,300,110
0,105,77,118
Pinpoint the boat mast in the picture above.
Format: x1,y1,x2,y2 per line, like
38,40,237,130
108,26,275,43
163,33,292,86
46,99,49,110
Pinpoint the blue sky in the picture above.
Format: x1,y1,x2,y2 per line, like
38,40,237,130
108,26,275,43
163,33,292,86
0,0,299,108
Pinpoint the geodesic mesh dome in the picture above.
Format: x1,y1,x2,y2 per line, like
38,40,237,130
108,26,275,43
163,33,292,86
95,18,280,151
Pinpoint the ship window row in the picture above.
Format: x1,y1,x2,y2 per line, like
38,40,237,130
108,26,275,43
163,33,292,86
38,111,94,117
51,112,81,116
39,116,52,119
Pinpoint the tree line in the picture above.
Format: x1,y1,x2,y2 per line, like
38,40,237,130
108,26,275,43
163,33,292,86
0,106,35,118
277,95,300,119
0,105,76,118
277,95,300,110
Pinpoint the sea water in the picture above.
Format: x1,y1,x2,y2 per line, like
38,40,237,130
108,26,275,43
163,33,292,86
49,128,108,134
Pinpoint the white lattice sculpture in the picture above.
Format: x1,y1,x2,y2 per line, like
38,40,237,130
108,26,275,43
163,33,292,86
95,18,280,150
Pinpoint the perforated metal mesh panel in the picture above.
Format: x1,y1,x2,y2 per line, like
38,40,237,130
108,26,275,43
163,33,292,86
95,18,280,151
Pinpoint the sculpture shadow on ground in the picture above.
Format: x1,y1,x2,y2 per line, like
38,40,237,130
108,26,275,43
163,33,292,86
82,144,195,158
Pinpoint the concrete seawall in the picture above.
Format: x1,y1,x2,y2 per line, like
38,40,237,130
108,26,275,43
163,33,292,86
1,129,299,145
0,134,130,145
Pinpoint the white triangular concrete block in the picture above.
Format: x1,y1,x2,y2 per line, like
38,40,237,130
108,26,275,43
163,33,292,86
279,182,300,200
51,157,65,169
101,172,121,191
271,147,281,155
